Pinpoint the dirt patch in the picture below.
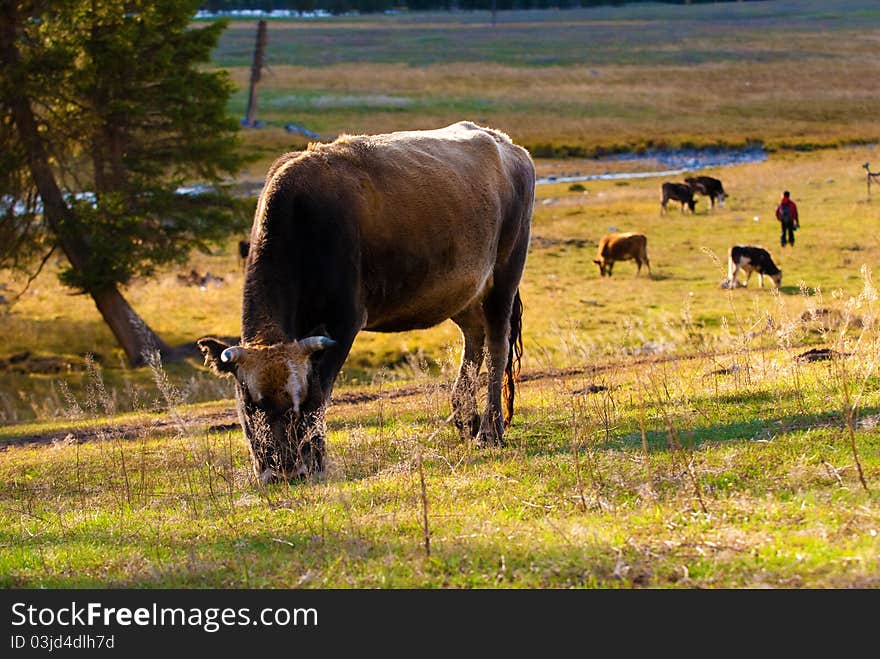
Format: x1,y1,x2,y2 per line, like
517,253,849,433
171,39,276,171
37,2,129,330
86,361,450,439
530,235,592,250
0,349,775,450
795,347,850,363
0,385,447,450
571,384,609,395
0,351,103,375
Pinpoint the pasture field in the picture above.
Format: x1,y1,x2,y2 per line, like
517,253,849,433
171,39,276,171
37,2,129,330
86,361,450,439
2,144,879,588
212,0,880,177
2,1,880,588
3,145,879,421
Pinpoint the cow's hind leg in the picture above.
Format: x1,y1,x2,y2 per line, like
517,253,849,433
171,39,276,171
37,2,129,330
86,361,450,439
478,275,525,447
479,294,511,447
451,306,486,442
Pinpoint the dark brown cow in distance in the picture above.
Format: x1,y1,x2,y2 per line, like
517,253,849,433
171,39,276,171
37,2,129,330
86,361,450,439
727,245,782,288
685,175,726,209
198,121,535,483
661,182,697,213
237,239,250,268
593,232,651,277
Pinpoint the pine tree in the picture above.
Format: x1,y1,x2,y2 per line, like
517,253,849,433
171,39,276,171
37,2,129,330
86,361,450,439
0,0,247,365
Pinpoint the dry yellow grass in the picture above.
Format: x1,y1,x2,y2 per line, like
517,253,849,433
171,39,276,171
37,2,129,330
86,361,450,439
3,144,878,424
228,57,880,177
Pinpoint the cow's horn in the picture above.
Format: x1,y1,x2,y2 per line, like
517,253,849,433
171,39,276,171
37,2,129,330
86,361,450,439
220,346,246,363
299,336,336,354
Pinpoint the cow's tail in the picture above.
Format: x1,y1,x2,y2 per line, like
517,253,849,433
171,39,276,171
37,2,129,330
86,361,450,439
502,289,524,429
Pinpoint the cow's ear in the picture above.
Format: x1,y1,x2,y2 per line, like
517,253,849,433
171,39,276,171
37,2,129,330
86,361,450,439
197,337,236,376
593,259,602,264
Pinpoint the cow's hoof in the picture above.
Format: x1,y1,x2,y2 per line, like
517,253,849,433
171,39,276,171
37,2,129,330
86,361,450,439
290,460,323,481
453,412,481,442
259,467,311,485
295,442,324,478
476,432,505,448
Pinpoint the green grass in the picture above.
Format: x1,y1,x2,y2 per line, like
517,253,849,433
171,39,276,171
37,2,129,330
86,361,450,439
1,341,878,588
209,4,880,68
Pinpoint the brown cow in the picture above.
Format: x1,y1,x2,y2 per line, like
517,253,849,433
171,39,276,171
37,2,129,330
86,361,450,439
198,121,535,483
593,232,651,277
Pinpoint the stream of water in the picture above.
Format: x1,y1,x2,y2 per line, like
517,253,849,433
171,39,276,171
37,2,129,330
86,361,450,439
536,146,768,185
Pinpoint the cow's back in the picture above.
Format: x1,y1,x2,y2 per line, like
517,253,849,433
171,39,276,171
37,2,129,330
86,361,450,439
603,232,646,259
246,122,535,335
663,182,691,199
729,245,779,274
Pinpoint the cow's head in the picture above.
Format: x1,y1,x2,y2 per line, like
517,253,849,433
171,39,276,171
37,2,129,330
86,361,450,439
197,335,336,484
770,271,782,288
688,198,697,212
593,257,610,277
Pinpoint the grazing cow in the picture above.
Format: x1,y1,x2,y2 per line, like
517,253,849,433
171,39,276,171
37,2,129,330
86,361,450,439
237,240,250,267
593,232,651,277
661,182,697,213
727,245,782,288
198,121,535,483
685,175,726,208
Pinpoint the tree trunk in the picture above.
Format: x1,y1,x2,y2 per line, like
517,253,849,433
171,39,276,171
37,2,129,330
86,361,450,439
0,11,171,367
91,286,171,366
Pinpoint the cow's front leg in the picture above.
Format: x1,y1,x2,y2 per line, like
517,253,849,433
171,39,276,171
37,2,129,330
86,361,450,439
290,330,356,479
287,406,327,479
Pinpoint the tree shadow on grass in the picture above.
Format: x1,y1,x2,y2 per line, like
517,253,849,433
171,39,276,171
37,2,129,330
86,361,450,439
612,405,879,453
777,285,805,296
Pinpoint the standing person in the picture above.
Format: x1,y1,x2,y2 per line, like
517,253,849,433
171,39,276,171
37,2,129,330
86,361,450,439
776,190,799,247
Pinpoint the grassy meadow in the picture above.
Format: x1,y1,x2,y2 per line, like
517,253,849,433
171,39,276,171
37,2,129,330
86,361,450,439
215,0,880,175
2,1,880,588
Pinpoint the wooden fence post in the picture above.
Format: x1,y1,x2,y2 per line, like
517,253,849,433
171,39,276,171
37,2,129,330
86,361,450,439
865,162,880,200
243,19,267,128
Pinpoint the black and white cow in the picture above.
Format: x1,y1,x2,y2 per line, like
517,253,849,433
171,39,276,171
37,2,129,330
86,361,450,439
726,245,782,289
